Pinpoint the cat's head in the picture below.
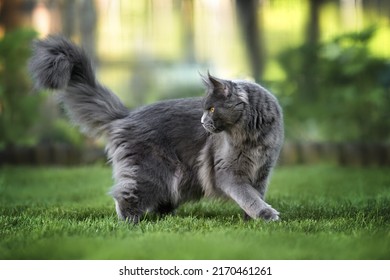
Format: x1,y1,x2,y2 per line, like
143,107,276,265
200,72,247,133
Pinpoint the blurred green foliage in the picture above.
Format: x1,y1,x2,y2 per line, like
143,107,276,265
37,118,86,147
0,29,43,147
277,27,390,142
0,29,86,148
2,26,389,149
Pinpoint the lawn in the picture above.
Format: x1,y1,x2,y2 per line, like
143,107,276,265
0,164,389,260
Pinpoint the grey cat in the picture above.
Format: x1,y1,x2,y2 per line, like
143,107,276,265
29,36,284,223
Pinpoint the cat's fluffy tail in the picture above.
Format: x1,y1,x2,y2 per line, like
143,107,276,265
29,36,129,136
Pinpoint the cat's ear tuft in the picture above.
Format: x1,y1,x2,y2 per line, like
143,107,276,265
199,71,212,88
199,71,222,90
207,72,232,98
207,72,225,90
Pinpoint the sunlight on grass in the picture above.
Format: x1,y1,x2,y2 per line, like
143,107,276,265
0,165,389,259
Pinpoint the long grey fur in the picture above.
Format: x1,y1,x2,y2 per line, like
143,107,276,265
29,36,284,224
29,36,129,136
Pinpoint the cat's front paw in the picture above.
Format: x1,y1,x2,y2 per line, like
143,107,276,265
258,207,280,221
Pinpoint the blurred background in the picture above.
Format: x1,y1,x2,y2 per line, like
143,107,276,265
0,0,389,166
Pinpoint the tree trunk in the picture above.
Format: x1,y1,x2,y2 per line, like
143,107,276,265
80,0,97,64
0,0,24,31
302,0,323,101
181,0,195,63
236,0,265,82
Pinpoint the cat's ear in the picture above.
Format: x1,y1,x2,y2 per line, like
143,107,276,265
199,71,212,88
207,72,232,98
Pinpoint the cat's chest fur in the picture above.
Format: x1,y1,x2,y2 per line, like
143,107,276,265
213,133,263,182
198,132,265,197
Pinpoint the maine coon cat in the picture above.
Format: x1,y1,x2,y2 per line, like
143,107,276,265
29,36,284,223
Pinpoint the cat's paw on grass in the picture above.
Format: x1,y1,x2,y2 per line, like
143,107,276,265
258,207,280,221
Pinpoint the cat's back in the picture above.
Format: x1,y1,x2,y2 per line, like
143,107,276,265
128,97,204,133
132,97,202,120
109,97,208,163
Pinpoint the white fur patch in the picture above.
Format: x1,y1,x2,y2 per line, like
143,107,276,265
197,143,215,197
114,199,124,220
201,111,207,124
171,168,182,204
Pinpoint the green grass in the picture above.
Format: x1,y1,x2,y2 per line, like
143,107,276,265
0,164,389,260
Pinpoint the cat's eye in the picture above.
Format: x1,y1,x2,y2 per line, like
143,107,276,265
209,107,215,113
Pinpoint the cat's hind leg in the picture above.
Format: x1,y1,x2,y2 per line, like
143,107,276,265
110,154,179,224
111,174,173,223
111,173,145,224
